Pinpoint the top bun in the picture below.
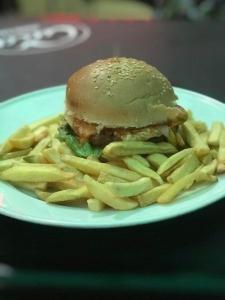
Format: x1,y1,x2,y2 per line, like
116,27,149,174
66,57,177,128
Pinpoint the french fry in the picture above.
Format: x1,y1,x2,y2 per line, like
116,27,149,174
167,153,200,183
84,175,138,210
87,155,100,162
211,149,218,159
48,178,84,190
23,153,46,163
167,128,177,147
0,125,32,154
199,159,217,176
55,157,84,179
42,148,61,164
190,120,208,134
200,131,209,144
132,155,150,167
48,124,58,138
208,122,223,147
105,177,153,197
187,109,193,120
35,190,51,201
107,160,127,168
138,183,171,207
51,138,61,152
0,159,17,171
157,170,200,203
60,165,84,180
29,137,51,155
201,152,213,165
9,133,34,150
123,157,163,184
58,142,73,155
62,155,141,181
97,172,128,183
0,148,31,160
217,130,225,174
46,186,90,203
87,198,105,212
157,148,193,176
0,164,74,182
33,126,48,142
182,121,210,157
10,125,31,138
29,114,61,130
0,161,14,171
13,182,47,191
175,131,186,148
198,174,217,183
103,141,177,158
217,165,225,175
147,153,167,169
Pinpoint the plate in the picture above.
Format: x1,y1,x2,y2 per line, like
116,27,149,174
0,86,225,228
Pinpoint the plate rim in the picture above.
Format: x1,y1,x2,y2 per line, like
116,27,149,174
0,178,225,228
1,85,225,228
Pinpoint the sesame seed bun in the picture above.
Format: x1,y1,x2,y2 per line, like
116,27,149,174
66,57,177,128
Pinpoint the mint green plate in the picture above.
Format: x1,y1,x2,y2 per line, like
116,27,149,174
0,86,225,228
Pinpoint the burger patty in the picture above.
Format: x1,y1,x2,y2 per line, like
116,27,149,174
71,105,187,147
89,126,168,146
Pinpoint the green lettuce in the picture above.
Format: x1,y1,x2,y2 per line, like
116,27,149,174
56,123,102,158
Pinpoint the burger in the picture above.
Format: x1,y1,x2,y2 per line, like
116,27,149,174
58,57,187,157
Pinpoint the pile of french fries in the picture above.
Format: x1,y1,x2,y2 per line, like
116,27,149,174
0,111,225,212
